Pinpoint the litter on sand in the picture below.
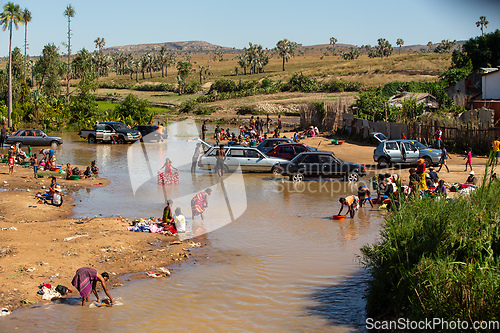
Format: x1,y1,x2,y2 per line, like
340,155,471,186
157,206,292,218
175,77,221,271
146,271,163,278
0,308,10,316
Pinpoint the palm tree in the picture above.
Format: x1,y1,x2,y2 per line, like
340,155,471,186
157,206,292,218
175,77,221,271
329,37,337,55
476,16,488,36
21,8,31,84
1,2,22,128
276,38,298,71
64,4,75,99
427,41,433,52
396,38,404,55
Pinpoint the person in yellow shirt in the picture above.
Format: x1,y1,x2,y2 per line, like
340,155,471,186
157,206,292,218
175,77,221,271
492,137,500,165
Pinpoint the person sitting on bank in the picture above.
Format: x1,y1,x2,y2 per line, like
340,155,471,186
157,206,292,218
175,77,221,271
83,166,92,178
338,195,359,218
65,163,73,180
52,186,63,207
71,267,113,307
465,170,476,185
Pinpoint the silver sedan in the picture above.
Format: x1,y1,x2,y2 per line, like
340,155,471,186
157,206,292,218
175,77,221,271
199,146,288,173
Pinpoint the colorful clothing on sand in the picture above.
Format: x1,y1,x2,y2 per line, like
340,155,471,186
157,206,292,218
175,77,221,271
71,267,97,299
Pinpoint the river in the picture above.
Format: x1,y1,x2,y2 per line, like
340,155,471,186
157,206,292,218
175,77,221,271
1,122,384,332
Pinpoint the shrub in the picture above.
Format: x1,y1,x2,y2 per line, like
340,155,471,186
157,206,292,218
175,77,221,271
179,99,198,113
133,83,175,92
361,158,500,322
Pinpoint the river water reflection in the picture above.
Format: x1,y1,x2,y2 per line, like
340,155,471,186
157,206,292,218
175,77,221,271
1,127,384,332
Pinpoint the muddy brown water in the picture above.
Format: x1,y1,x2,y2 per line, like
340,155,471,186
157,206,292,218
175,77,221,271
1,125,385,332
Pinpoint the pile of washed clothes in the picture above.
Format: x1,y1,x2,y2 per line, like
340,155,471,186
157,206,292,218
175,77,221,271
37,283,72,300
126,218,165,234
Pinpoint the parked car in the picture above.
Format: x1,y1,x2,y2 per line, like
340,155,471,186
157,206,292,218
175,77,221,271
132,125,167,142
79,122,142,144
275,151,367,182
265,143,319,160
198,146,288,173
256,138,294,153
5,129,63,147
373,139,442,167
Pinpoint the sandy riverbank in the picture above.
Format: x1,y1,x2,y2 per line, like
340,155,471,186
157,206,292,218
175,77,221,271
0,163,200,313
0,131,490,313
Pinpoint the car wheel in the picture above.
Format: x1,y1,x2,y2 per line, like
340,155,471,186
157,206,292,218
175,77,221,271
378,157,390,168
88,135,96,144
272,166,283,175
117,136,125,144
423,156,432,167
345,172,359,182
290,173,304,182
50,140,59,147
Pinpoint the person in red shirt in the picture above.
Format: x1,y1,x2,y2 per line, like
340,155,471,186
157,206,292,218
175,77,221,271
8,153,15,175
401,132,407,140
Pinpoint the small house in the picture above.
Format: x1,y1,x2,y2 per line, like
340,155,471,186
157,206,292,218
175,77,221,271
387,92,439,110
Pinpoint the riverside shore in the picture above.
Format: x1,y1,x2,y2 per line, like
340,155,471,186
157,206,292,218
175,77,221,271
0,129,488,313
0,163,197,312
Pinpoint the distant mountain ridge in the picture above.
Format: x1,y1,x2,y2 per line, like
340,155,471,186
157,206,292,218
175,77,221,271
103,40,466,54
104,40,235,54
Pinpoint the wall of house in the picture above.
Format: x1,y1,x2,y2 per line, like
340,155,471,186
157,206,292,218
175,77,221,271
472,101,500,127
483,71,500,100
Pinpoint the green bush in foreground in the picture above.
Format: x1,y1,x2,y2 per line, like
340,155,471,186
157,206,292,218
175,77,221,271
361,158,500,323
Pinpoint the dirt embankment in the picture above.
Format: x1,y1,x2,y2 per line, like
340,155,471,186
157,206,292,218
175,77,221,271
0,163,201,313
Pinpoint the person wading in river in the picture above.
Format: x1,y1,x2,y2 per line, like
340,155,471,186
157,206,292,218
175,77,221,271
215,144,226,177
71,267,113,306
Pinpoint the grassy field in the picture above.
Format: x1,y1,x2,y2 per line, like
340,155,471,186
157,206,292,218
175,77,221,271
93,51,451,110
97,52,451,88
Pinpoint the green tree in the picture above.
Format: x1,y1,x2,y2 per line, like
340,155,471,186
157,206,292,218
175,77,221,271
1,1,22,127
426,41,433,52
455,30,500,69
476,16,488,36
21,8,31,84
64,4,75,100
114,93,153,125
33,44,64,97
377,38,393,58
237,53,249,75
329,37,337,55
176,61,192,95
434,39,456,54
276,38,298,71
396,38,404,55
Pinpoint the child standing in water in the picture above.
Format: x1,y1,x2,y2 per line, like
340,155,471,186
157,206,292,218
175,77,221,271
8,153,15,175
32,153,39,178
464,148,472,171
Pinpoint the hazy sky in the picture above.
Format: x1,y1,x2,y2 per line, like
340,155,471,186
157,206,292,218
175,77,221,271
1,0,499,57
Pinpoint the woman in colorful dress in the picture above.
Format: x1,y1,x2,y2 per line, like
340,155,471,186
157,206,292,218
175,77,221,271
158,158,179,185
191,188,212,221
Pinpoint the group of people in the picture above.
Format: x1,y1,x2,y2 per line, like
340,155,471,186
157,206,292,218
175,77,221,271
64,161,99,180
160,188,212,235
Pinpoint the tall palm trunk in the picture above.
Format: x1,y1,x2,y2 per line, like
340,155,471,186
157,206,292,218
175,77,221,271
66,18,71,100
23,21,27,83
282,56,285,71
8,21,13,128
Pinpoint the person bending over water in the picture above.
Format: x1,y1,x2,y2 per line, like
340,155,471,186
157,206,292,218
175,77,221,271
338,196,359,218
71,267,113,306
191,188,212,220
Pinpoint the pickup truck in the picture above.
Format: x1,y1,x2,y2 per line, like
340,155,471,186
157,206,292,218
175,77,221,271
79,122,142,144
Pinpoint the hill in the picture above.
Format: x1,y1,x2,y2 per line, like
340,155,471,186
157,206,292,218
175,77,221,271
104,40,236,54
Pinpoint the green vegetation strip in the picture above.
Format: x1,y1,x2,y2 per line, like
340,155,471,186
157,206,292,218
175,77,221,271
361,155,500,322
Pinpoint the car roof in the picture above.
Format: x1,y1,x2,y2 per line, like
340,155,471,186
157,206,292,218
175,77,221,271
298,151,334,155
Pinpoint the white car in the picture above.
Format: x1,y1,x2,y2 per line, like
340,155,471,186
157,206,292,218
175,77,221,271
199,146,288,173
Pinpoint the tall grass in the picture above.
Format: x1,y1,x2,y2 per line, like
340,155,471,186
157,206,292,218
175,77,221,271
361,154,500,323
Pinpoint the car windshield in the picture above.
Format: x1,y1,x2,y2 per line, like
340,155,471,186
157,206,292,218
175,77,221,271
409,141,427,149
112,123,128,130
